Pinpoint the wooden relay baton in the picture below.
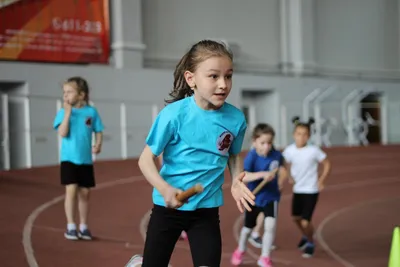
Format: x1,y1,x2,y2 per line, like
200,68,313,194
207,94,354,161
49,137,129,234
176,184,204,202
251,168,279,195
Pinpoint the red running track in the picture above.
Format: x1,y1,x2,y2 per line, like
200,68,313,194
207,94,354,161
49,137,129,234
0,145,399,267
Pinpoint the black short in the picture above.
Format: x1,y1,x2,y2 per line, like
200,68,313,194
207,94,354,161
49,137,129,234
244,201,278,229
291,193,319,221
60,161,95,188
142,205,221,267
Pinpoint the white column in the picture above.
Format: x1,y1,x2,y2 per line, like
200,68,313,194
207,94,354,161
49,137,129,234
280,0,316,75
398,0,400,68
279,0,290,73
120,103,127,159
24,97,32,168
111,0,146,69
1,94,10,170
280,105,288,148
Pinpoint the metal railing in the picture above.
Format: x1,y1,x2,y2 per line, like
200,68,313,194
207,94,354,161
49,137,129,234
280,96,398,148
0,94,160,170
1,92,399,170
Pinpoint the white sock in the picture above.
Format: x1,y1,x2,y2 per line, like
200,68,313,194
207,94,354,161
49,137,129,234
67,223,76,231
251,231,260,239
261,217,277,257
238,227,252,252
79,223,88,232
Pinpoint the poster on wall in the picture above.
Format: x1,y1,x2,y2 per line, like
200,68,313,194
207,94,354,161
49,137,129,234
0,0,110,64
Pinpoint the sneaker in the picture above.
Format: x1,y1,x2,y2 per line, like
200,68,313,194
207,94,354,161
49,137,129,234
125,254,143,267
302,243,315,258
297,236,308,251
248,236,278,251
179,231,188,241
231,248,245,266
64,229,79,240
248,236,262,248
257,256,273,267
78,229,93,240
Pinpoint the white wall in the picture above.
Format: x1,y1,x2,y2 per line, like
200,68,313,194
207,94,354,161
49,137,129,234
141,0,400,77
142,0,281,72
1,0,400,168
254,92,280,144
316,0,399,73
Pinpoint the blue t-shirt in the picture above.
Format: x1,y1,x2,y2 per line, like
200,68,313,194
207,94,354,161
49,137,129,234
146,96,247,211
244,148,284,207
53,105,104,165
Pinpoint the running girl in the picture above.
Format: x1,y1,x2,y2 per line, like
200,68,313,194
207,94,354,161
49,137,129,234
137,40,255,267
282,117,331,258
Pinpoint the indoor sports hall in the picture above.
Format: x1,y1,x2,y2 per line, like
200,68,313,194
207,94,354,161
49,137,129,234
1,1,399,267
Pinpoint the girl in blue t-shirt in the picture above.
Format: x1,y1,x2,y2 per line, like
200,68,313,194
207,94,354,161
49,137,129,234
53,76,104,241
133,40,255,267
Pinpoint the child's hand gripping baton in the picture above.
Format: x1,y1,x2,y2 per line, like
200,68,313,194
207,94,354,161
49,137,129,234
176,184,204,203
251,168,279,195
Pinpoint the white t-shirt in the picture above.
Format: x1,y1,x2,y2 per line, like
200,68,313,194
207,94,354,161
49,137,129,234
282,143,327,194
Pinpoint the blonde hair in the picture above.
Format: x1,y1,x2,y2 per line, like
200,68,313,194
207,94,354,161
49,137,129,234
64,76,90,103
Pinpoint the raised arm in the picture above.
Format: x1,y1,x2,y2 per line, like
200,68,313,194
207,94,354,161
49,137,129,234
57,104,72,137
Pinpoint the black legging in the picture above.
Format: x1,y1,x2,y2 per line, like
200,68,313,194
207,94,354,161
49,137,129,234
142,205,222,267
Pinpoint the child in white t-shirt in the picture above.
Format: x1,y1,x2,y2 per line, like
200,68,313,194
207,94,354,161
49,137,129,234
282,117,331,258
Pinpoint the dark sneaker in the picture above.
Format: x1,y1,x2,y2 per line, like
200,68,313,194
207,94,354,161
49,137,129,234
248,236,262,248
248,236,277,250
64,229,79,240
78,229,93,240
302,244,315,258
298,236,308,250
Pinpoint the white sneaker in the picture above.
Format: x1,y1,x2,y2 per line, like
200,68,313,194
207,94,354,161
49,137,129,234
125,254,143,267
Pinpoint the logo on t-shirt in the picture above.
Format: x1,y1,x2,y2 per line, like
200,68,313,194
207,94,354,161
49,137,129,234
85,117,92,127
216,130,233,154
269,160,279,171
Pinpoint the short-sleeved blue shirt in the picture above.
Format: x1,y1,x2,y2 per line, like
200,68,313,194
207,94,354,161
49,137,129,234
146,96,247,211
244,148,284,207
53,105,104,165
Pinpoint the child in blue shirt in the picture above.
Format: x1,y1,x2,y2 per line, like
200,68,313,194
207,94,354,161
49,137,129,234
231,123,287,267
53,76,104,241
135,40,256,267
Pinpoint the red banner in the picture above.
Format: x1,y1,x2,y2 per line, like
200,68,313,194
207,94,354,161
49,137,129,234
0,0,110,64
